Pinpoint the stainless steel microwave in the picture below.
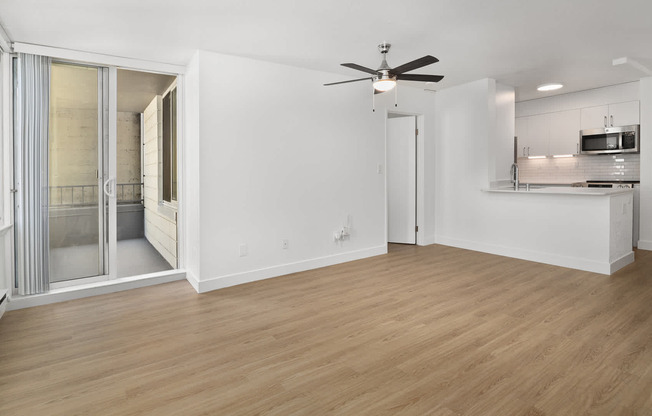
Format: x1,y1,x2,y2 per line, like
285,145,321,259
580,125,639,155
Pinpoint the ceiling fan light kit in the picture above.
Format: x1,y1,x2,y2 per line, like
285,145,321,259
325,42,444,111
373,74,397,92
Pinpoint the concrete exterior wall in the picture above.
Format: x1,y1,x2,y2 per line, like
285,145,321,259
143,96,177,267
117,112,141,184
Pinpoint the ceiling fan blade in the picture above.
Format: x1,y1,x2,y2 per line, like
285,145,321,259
324,77,373,86
391,56,439,75
341,63,378,75
396,74,444,83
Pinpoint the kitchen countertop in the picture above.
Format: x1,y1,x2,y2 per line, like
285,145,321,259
483,186,633,196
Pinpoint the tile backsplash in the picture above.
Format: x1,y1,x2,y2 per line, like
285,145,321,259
518,153,640,183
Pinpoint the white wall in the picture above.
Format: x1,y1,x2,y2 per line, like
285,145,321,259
491,83,516,183
0,51,11,293
435,79,495,241
184,53,201,285
184,50,435,292
638,77,652,250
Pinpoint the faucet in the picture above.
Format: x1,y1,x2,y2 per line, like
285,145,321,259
510,163,519,190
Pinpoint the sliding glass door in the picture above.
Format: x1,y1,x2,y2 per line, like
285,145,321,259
14,56,179,294
48,62,110,284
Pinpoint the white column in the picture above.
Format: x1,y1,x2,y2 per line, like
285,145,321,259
638,77,652,250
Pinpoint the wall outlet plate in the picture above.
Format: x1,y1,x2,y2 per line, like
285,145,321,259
282,239,289,249
239,243,248,257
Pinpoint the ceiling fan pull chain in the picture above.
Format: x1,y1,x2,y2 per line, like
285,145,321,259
372,85,376,112
394,84,398,107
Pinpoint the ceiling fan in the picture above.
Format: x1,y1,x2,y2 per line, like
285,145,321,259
324,42,444,94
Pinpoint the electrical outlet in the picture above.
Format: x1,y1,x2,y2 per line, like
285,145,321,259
377,164,383,174
282,239,289,249
239,243,248,257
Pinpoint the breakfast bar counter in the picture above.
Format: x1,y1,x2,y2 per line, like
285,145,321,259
479,186,634,274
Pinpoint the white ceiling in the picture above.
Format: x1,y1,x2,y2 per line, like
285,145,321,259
1,0,652,101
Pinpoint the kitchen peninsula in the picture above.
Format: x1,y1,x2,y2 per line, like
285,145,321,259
482,186,634,274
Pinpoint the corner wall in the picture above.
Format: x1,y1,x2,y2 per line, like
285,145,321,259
184,50,435,292
638,77,652,249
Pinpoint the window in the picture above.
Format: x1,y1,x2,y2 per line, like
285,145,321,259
161,85,177,203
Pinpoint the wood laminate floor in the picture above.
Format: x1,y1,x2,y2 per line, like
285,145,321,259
1,244,652,415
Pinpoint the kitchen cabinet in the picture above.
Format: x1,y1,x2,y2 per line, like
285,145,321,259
524,114,549,157
516,109,580,157
516,114,549,157
515,117,528,156
549,109,581,155
580,100,639,130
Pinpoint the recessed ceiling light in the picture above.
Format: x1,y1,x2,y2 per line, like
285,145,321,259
537,83,564,92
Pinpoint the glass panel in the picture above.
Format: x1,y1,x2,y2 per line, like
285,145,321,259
162,92,171,202
162,87,177,202
170,88,177,201
582,133,618,151
48,63,103,282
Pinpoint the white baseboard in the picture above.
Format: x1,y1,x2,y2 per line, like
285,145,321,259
7,270,187,310
419,234,436,246
435,235,631,275
610,251,636,274
185,271,200,292
637,240,652,251
193,245,387,294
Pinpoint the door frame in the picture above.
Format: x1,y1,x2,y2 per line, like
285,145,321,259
385,110,426,246
48,62,112,289
7,43,186,300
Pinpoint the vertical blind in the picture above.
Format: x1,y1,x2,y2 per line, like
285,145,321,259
14,53,51,295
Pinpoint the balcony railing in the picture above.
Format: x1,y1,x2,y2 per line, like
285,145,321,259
49,183,143,207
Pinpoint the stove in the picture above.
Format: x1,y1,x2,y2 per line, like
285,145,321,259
584,180,639,189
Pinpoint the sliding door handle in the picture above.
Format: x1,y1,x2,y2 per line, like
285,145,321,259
103,178,115,198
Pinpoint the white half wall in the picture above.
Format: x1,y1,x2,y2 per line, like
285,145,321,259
184,50,436,292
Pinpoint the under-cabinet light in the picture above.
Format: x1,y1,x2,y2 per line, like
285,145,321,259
552,154,574,158
527,155,547,159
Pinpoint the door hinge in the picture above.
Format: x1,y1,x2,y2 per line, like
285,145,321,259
415,128,419,136
415,225,419,232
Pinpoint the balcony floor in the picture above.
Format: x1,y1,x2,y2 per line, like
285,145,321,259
50,237,173,283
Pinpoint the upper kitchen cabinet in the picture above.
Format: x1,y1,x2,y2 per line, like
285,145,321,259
516,114,548,157
549,109,581,155
580,100,639,130
516,109,580,157
524,114,550,157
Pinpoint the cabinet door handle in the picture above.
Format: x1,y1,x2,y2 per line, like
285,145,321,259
527,146,530,156
604,116,607,127
610,115,613,126
523,147,526,157
577,143,579,154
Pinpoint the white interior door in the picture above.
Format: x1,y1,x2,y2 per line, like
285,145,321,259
387,116,416,244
